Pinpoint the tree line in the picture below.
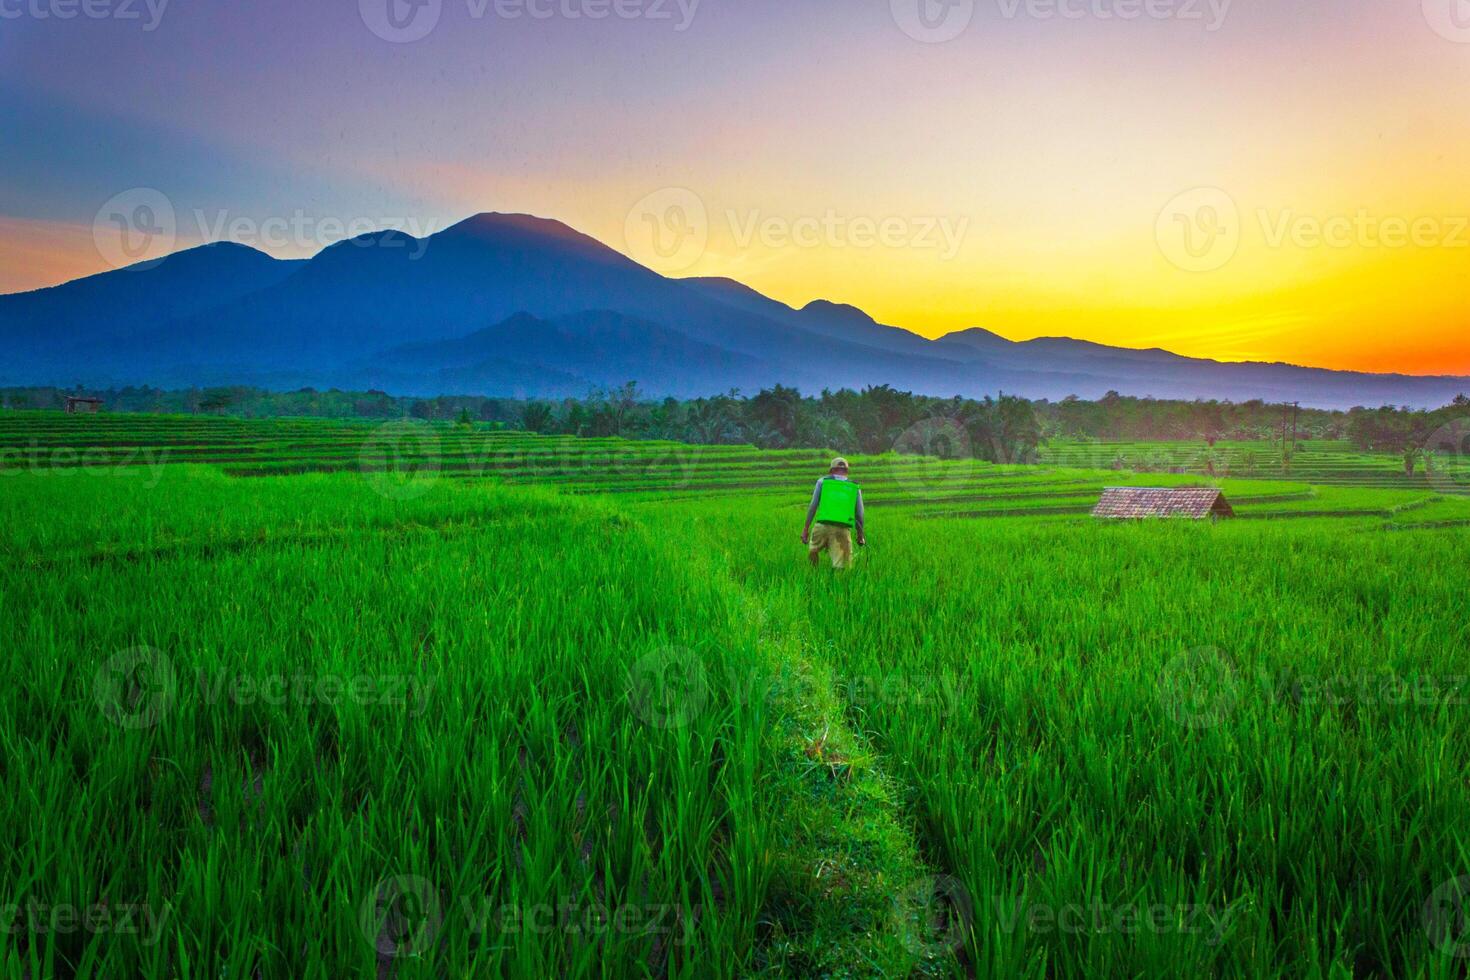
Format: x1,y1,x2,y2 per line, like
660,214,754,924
1342,398,1470,474
1038,392,1347,443
5,384,1467,463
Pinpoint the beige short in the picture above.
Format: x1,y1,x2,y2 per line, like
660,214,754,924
809,523,855,569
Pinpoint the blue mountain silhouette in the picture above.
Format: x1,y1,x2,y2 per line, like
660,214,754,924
1,211,1465,409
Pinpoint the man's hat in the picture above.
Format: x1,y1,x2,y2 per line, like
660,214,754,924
830,457,849,471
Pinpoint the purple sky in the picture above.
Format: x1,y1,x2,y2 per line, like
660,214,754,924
4,0,1469,372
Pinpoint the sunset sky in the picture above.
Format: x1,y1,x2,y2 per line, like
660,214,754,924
3,0,1468,374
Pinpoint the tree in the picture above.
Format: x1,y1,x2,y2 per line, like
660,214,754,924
199,388,238,415
958,395,1042,464
996,395,1043,463
746,385,804,448
561,401,591,436
1200,401,1226,446
606,382,640,436
522,402,554,434
353,391,397,418
806,412,856,452
685,399,738,444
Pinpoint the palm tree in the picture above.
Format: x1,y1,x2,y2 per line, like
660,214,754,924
685,399,738,445
805,412,856,453
746,385,803,447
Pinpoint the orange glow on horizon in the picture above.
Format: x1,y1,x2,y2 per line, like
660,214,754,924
4,190,1467,379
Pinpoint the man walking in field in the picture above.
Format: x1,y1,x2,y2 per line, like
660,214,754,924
801,457,866,569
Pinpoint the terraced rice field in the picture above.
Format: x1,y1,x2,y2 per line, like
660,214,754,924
3,411,1470,978
1040,439,1470,494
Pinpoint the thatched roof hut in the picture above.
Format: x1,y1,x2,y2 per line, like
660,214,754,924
1092,487,1235,520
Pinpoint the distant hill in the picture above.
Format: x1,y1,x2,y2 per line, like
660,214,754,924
1,211,1466,409
364,310,773,400
0,242,305,379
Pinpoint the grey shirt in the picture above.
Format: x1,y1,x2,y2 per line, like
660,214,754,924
806,476,864,533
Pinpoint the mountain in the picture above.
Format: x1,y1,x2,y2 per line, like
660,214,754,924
934,330,1470,407
0,242,305,381
0,210,1466,409
2,212,985,395
363,310,773,399
679,278,1470,408
680,278,932,357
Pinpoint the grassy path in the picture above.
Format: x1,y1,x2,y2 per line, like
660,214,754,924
667,504,969,977
733,591,941,976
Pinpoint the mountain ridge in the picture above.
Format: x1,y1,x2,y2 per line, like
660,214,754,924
1,210,1466,410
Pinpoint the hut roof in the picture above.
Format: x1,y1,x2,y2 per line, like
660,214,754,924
1092,487,1235,520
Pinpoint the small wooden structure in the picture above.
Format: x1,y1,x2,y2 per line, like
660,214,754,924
1092,487,1235,521
64,396,103,415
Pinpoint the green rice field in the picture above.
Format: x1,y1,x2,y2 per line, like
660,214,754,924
3,411,1469,978
1039,438,1470,493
